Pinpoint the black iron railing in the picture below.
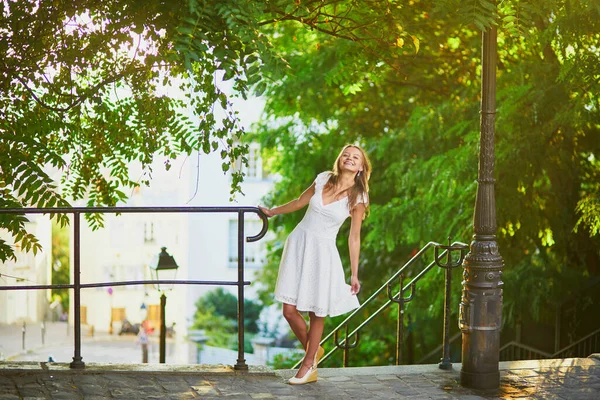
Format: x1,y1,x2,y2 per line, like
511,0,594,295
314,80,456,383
500,327,600,362
0,206,268,370
293,238,468,369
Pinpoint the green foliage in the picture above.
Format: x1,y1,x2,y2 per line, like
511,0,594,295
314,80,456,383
192,288,263,353
4,0,599,363
195,287,264,334
0,0,256,260
192,306,238,349
249,0,600,364
576,196,600,237
0,0,526,259
51,220,71,311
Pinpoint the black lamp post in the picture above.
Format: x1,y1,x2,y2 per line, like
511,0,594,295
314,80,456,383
149,247,179,364
459,20,504,390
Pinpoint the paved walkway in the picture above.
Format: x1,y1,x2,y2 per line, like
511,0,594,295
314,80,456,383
0,322,73,361
0,355,599,399
3,324,182,365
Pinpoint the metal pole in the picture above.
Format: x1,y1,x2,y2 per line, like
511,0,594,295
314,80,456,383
142,342,148,363
439,267,452,369
387,274,415,365
554,305,561,352
70,212,84,369
160,293,166,363
397,293,403,365
459,21,504,390
343,325,350,367
396,275,404,365
41,321,45,345
22,322,26,350
234,211,248,370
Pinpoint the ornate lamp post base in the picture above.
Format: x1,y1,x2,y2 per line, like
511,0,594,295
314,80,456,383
461,369,500,389
459,21,504,390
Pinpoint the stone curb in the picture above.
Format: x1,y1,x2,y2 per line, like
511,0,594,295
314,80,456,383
1,356,597,378
0,361,275,376
499,357,600,370
276,364,458,379
274,357,600,379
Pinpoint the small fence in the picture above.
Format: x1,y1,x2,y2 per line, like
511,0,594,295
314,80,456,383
0,206,268,370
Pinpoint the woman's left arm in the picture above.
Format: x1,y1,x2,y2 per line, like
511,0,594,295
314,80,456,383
348,203,366,295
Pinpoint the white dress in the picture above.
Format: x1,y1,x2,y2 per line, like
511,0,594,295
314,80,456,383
274,171,364,317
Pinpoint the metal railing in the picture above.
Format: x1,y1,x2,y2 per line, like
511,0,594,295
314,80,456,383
293,238,468,369
499,342,552,361
500,327,600,362
0,206,268,370
416,332,462,364
553,328,600,359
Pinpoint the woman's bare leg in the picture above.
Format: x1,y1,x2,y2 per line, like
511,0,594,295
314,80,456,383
294,312,325,378
282,303,308,349
305,312,325,364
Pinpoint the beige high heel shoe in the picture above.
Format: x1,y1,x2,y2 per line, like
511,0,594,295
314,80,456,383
288,363,318,385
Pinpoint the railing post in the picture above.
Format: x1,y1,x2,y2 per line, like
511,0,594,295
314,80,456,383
434,239,467,370
22,322,26,351
160,293,167,363
234,210,248,370
460,18,504,389
554,305,561,352
397,285,403,365
70,212,85,369
387,274,415,365
334,326,359,367
343,326,350,367
440,267,453,369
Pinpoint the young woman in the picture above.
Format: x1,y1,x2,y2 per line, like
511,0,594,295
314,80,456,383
258,144,371,384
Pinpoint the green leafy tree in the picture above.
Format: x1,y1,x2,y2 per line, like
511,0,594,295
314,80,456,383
249,0,600,364
0,0,264,261
4,0,598,363
195,287,264,333
192,288,264,352
51,220,70,312
0,0,499,259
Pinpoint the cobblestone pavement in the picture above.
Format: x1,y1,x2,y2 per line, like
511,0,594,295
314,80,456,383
0,356,598,399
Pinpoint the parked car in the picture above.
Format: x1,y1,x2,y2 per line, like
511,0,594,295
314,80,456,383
119,319,140,335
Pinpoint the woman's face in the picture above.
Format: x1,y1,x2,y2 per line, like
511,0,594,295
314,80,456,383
338,146,364,174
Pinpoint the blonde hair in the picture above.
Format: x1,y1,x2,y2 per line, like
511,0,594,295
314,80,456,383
324,144,372,217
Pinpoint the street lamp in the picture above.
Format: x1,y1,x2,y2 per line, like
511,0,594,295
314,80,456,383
149,247,179,364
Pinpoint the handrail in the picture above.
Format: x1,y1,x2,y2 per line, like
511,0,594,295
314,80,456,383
293,240,468,369
0,206,268,370
499,327,600,361
416,332,462,364
499,341,553,359
0,280,251,291
553,327,600,358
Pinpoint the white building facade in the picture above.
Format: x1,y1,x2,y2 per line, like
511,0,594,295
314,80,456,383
0,215,52,324
74,144,274,364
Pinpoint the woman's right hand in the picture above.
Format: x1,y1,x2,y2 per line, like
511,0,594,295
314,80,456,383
258,205,274,218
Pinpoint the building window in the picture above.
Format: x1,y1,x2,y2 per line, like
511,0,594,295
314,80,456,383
228,219,265,268
233,143,263,180
144,222,155,243
246,145,261,179
110,220,125,248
